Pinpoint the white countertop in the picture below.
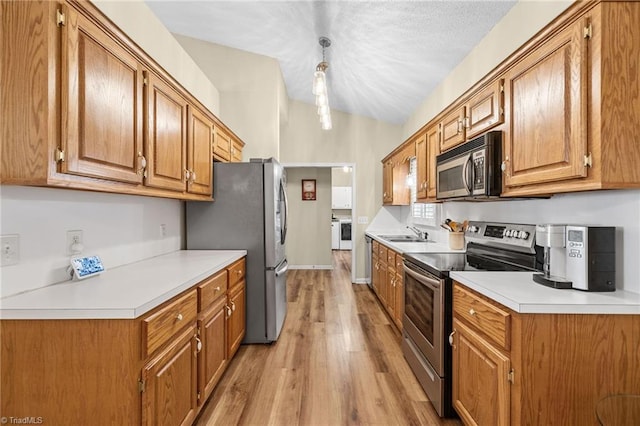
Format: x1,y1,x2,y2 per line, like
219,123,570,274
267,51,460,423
366,231,465,254
0,250,246,320
450,271,640,315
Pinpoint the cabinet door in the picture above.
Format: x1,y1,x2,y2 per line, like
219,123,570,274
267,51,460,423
394,270,404,330
426,124,440,199
231,138,243,162
378,260,388,307
146,71,188,191
142,325,198,426
199,297,227,402
187,106,213,196
382,160,393,204
440,106,466,152
503,19,587,188
213,127,231,162
226,281,246,358
465,79,504,140
372,253,380,295
61,4,144,184
415,133,428,200
452,318,510,426
386,268,396,317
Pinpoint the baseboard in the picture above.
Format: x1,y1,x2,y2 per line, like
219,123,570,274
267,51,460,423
288,265,333,270
353,278,369,285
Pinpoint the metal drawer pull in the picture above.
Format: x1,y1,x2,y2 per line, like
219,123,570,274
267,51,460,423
195,337,202,353
230,301,236,311
214,286,221,292
469,308,476,316
176,313,183,321
449,330,456,346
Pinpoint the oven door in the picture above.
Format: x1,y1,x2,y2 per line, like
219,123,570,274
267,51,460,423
403,262,445,375
436,153,473,199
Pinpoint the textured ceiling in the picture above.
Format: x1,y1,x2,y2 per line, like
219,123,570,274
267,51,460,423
146,1,517,125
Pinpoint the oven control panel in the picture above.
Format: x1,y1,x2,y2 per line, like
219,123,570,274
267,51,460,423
465,221,537,252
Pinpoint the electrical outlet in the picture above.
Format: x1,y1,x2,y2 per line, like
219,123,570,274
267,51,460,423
357,216,369,224
159,224,167,238
67,230,83,255
1,234,20,266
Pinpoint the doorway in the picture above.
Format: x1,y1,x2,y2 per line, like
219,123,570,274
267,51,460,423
282,162,356,284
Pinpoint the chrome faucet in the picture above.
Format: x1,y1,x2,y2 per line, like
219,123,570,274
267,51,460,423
407,226,429,240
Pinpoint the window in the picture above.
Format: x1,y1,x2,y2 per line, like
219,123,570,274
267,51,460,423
409,158,439,227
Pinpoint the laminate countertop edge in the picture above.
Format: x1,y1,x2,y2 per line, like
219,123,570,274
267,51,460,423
0,250,247,320
450,271,640,315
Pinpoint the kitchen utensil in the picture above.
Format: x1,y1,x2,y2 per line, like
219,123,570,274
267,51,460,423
441,224,452,232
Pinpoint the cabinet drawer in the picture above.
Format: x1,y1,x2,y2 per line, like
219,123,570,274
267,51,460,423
379,245,388,259
198,270,227,311
228,258,246,287
387,249,396,265
143,290,197,357
453,284,511,350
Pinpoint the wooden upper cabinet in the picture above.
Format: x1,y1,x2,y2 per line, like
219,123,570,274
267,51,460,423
415,133,428,200
213,126,232,162
440,106,466,152
60,4,144,184
145,71,188,192
464,79,505,140
187,106,213,196
231,137,244,162
382,159,394,204
426,124,440,199
503,18,588,188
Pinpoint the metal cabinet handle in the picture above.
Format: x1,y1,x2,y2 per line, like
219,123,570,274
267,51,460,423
176,313,183,321
457,120,462,133
195,336,202,353
449,330,456,347
214,286,221,292
190,171,197,182
225,305,232,318
185,169,191,180
469,308,476,316
230,301,236,312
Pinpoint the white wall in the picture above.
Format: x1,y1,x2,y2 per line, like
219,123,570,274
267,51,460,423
439,190,640,293
285,168,332,268
0,186,182,297
173,35,283,160
280,100,402,282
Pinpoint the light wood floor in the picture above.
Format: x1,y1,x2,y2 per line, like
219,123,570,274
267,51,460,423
195,250,461,425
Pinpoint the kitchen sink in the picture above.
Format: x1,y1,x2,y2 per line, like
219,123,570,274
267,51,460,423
378,235,427,242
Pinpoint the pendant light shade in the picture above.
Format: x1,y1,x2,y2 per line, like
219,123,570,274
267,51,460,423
313,37,332,130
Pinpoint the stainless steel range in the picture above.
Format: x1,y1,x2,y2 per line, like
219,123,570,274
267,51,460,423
401,221,542,417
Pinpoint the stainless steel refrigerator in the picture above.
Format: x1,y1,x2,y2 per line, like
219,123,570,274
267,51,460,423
186,158,288,343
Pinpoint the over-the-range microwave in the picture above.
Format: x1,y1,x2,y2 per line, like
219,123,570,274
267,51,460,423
435,131,502,200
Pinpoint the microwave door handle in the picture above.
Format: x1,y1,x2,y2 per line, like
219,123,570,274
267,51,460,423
462,154,473,195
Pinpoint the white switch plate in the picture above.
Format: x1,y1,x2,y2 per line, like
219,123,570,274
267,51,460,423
357,216,369,224
1,234,20,266
160,224,167,238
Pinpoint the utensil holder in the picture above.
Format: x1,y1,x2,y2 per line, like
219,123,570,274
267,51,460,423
449,232,464,250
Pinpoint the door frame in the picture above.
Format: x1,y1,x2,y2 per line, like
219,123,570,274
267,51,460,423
281,162,357,284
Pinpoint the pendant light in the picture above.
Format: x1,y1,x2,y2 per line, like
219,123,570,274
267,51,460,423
313,37,332,130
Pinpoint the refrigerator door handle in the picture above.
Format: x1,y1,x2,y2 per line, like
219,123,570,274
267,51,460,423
275,259,289,277
280,179,289,244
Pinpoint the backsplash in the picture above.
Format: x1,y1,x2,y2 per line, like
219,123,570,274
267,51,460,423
442,189,640,293
0,186,183,298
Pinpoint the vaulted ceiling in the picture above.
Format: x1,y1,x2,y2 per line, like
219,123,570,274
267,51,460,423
147,1,517,125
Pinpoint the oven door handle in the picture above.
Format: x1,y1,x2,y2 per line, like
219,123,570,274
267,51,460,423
403,264,442,291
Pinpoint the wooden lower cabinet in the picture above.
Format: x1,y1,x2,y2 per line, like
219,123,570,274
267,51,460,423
452,318,510,426
370,241,404,332
0,257,247,426
199,296,228,402
142,325,198,426
226,279,246,359
452,281,640,425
